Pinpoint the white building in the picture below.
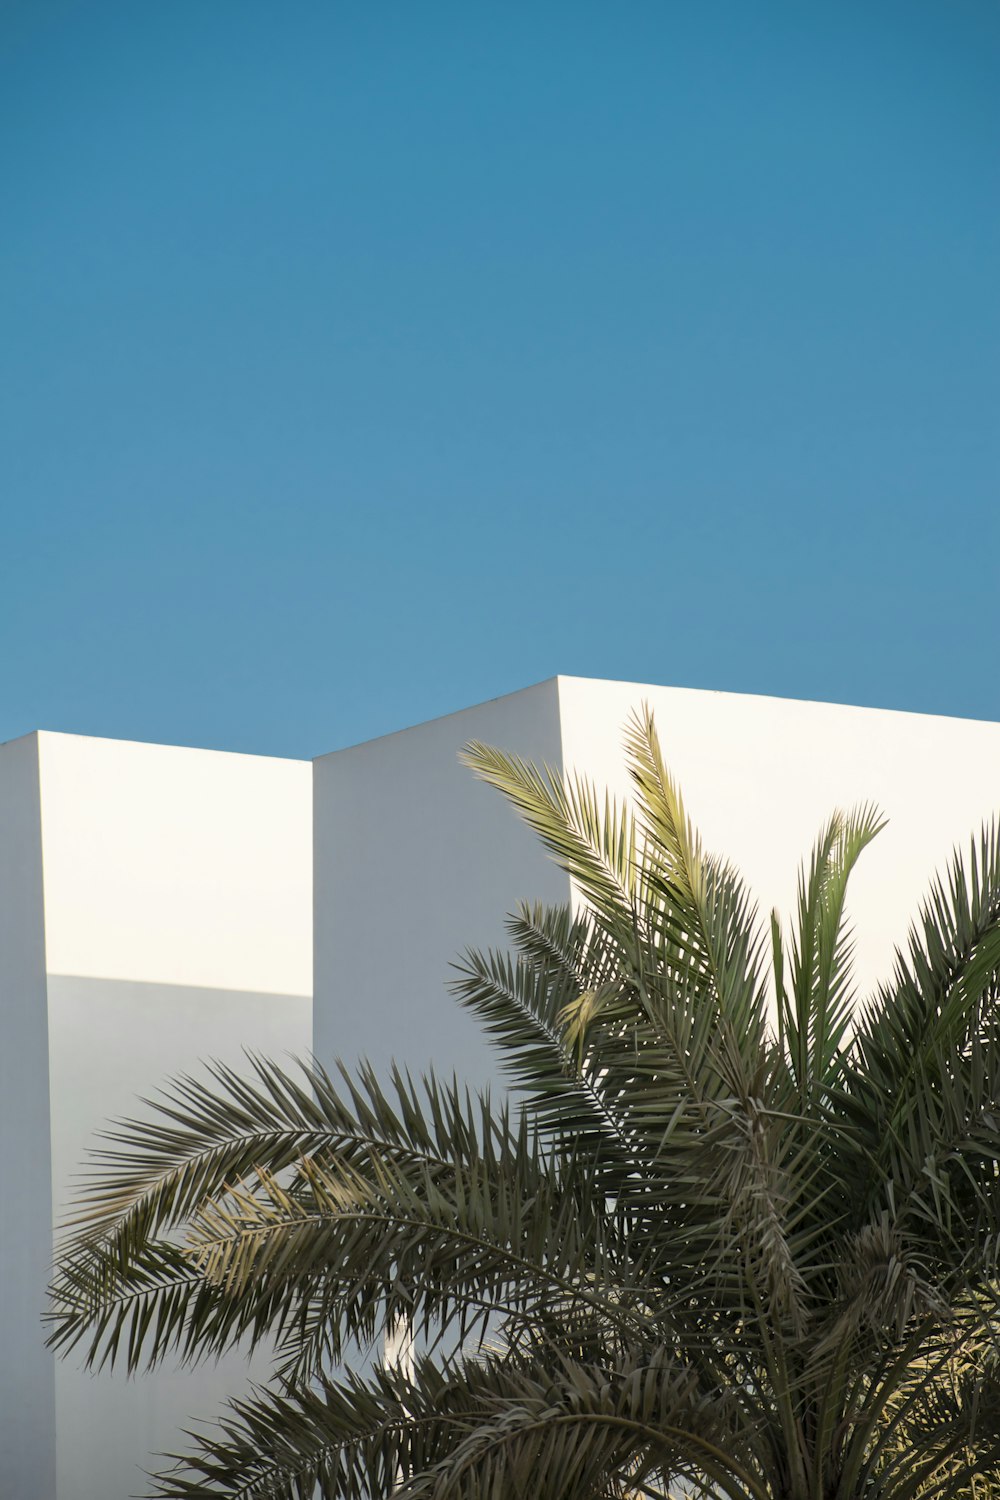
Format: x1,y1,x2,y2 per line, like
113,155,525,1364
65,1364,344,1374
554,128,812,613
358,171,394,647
2,678,999,1497
0,732,311,1500
314,676,1000,1084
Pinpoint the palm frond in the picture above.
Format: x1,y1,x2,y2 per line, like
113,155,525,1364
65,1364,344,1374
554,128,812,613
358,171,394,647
50,1058,648,1379
450,902,637,1176
841,819,1000,1228
777,802,885,1104
144,1350,765,1500
459,742,640,945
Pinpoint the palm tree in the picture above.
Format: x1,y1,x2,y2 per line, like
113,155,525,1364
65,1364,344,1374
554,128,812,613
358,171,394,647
48,710,1000,1499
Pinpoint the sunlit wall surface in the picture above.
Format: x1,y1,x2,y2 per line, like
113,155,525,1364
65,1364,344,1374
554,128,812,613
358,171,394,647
0,732,312,1500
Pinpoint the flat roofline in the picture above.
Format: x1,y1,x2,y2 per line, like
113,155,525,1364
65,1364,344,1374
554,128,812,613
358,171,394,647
8,676,998,765
322,673,1000,759
20,728,310,766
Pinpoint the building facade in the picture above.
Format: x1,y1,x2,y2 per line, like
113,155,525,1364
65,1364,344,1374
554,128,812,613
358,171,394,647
0,732,311,1500
2,678,999,1497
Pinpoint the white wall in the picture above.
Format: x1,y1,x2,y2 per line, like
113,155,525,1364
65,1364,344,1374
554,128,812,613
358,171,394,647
313,679,570,1088
556,677,1000,1000
0,732,313,1500
0,734,56,1500
47,974,312,1500
37,731,311,996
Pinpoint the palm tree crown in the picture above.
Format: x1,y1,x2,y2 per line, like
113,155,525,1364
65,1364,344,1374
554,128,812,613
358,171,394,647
49,710,1000,1498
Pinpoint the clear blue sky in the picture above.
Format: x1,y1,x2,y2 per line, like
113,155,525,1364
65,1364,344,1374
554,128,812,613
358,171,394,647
2,1,997,757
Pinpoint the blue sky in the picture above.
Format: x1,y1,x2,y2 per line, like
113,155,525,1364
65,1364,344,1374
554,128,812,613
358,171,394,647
2,1,997,757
